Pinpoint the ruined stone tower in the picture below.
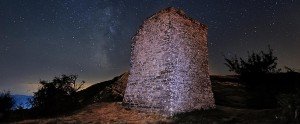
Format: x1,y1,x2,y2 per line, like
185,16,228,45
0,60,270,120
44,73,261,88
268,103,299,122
123,7,215,115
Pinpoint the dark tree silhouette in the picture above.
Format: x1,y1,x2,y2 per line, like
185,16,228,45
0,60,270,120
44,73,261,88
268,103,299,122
31,75,85,116
224,46,280,76
224,46,300,109
224,46,281,108
0,91,15,115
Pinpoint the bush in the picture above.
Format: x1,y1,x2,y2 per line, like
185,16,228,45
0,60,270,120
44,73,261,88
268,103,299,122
224,47,300,109
0,91,15,113
30,75,85,116
224,46,280,77
224,46,283,108
0,91,15,120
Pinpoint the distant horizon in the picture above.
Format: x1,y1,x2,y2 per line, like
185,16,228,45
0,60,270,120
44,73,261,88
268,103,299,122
11,94,32,109
5,71,233,96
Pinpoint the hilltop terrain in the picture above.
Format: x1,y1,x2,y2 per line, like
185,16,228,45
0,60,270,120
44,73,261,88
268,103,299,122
12,72,287,123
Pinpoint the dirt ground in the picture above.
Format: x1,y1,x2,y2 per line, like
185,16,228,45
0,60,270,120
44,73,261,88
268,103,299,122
14,102,282,124
15,102,169,124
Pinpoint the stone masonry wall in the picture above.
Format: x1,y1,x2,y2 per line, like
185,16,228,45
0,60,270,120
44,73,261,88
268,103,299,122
123,7,215,116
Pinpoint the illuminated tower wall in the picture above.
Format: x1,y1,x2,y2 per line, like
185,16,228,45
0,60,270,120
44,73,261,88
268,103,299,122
123,7,215,115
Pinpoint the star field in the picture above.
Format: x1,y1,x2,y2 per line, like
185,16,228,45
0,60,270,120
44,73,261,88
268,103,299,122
0,0,299,95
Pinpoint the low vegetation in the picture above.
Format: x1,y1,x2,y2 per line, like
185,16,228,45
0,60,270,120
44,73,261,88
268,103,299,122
224,46,300,123
0,91,15,119
224,46,280,76
30,75,85,116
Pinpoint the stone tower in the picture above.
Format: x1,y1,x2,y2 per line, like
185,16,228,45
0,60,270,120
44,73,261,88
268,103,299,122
123,7,215,115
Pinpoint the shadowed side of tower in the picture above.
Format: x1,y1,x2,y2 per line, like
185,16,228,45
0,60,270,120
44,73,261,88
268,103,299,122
123,7,215,116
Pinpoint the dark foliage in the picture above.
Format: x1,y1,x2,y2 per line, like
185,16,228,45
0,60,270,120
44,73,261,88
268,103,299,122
30,75,85,116
224,46,280,76
224,47,300,109
0,91,15,120
0,91,15,113
2,73,126,122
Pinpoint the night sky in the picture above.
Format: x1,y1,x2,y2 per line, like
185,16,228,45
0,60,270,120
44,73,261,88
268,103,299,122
0,0,299,95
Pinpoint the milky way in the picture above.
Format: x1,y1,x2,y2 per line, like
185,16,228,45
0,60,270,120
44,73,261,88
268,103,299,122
0,0,299,95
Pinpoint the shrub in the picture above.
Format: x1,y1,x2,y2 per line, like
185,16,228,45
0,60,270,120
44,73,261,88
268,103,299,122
224,46,280,77
224,47,300,109
224,46,283,108
30,75,85,116
0,91,15,113
0,91,15,120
